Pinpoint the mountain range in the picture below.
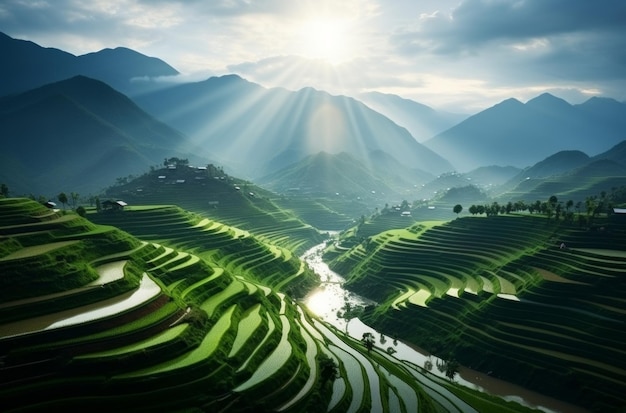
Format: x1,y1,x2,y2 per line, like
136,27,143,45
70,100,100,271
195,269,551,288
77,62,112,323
132,75,453,179
424,93,626,172
1,31,625,204
357,91,468,141
0,75,195,195
0,31,178,97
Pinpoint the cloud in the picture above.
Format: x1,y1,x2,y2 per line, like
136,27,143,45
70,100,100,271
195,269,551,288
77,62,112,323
0,0,624,111
401,0,626,51
386,0,626,100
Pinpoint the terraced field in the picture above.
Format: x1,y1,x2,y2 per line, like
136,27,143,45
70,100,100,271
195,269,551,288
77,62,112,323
3,197,539,412
89,205,318,297
103,166,324,255
327,214,626,412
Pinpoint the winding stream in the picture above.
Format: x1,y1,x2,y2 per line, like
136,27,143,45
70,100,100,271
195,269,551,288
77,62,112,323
301,241,589,413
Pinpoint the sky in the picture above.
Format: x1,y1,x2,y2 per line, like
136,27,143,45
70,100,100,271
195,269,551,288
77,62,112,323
1,0,625,113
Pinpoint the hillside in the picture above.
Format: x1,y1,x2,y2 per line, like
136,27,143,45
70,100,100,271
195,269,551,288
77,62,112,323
101,162,326,255
358,91,468,142
132,75,453,180
325,213,626,412
0,76,195,196
258,151,434,203
424,93,626,172
0,197,539,413
0,32,178,97
496,146,626,202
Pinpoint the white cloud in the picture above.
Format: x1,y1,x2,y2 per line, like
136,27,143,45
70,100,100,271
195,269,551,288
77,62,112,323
1,0,625,111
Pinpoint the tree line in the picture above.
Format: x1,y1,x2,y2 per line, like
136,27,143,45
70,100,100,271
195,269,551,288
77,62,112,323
456,186,626,225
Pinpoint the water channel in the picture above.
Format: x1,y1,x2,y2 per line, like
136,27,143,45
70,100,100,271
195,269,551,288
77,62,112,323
301,240,589,413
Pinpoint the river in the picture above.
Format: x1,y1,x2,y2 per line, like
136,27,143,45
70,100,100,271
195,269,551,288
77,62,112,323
301,240,589,413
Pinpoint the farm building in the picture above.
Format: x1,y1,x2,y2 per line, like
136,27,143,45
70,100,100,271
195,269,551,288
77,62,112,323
101,200,128,211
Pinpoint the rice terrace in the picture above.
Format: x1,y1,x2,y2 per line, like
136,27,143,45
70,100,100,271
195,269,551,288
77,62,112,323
2,6,626,412
2,163,626,412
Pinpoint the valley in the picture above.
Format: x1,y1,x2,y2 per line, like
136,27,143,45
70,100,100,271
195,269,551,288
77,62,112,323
1,29,626,413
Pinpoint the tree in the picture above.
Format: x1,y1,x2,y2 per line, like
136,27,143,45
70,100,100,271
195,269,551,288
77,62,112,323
362,332,375,354
453,204,462,217
548,195,558,208
585,196,598,221
76,206,87,217
70,192,79,210
437,357,460,381
444,359,460,380
58,192,68,209
0,183,8,198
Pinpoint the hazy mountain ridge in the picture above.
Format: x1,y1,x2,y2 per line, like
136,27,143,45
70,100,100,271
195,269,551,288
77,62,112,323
424,93,626,172
258,150,434,202
357,91,468,141
0,32,178,97
0,76,196,195
1,33,625,207
133,75,454,180
495,143,626,201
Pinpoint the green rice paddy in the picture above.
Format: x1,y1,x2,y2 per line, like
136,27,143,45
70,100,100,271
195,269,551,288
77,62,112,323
1,196,622,412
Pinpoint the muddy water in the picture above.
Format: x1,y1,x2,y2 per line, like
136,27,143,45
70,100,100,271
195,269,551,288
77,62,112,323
301,241,590,413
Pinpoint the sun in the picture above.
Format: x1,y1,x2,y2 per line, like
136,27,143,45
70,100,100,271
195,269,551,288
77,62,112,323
298,18,355,64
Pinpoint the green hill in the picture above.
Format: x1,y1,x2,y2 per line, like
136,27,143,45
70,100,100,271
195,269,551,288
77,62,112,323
326,213,626,412
102,162,325,255
1,197,541,413
0,76,194,196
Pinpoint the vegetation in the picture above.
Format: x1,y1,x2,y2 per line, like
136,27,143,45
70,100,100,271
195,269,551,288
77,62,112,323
2,180,624,412
3,197,531,413
326,190,626,412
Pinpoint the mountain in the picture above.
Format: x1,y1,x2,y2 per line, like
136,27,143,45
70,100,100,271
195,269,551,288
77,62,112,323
464,165,521,188
0,76,194,196
512,150,591,181
0,32,178,97
358,91,468,141
424,93,626,172
591,139,626,166
495,147,626,202
133,75,453,180
258,151,434,202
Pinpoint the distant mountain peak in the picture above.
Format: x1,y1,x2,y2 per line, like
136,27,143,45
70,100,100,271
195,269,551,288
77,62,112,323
526,92,571,109
0,31,180,96
496,97,524,108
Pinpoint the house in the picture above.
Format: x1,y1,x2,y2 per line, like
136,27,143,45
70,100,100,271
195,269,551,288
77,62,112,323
102,200,128,211
44,201,57,209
